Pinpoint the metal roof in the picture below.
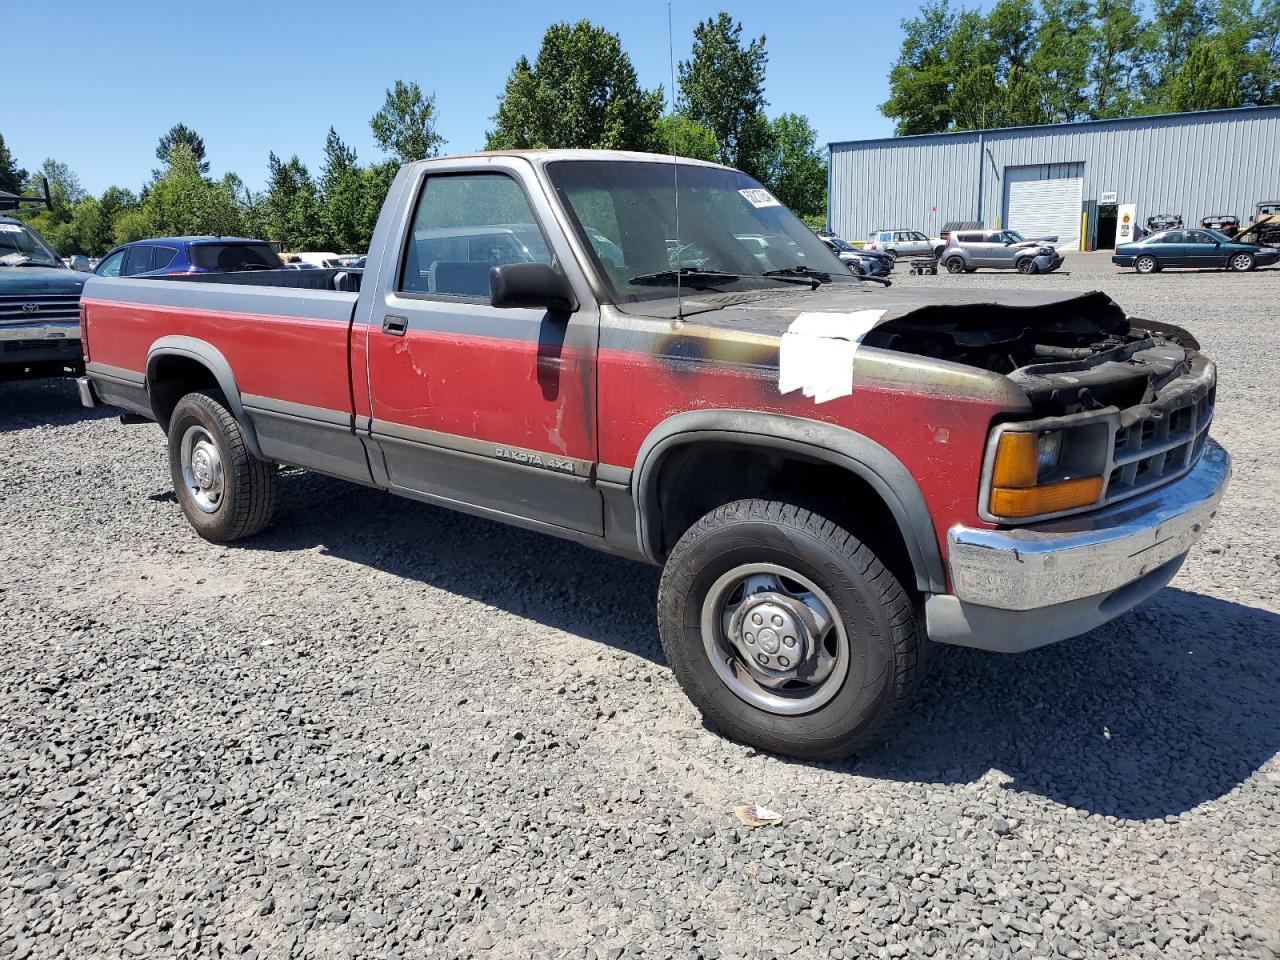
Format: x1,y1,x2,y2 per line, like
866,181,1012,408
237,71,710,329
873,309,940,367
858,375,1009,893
829,105,1280,150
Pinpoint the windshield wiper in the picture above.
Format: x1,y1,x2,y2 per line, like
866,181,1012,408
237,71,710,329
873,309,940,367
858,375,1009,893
629,267,740,286
760,265,831,289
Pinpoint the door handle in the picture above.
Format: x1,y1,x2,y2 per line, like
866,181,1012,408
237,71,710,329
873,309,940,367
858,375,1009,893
382,314,408,336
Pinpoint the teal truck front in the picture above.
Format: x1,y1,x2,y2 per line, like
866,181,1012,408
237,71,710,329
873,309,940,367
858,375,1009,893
0,217,89,379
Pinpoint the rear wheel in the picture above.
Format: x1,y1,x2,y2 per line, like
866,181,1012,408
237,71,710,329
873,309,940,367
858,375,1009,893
167,390,277,542
945,256,966,274
657,500,920,760
1135,254,1160,274
1230,251,1256,272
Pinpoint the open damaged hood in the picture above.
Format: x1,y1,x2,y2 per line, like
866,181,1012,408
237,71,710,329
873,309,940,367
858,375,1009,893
655,285,1129,345
627,284,1204,417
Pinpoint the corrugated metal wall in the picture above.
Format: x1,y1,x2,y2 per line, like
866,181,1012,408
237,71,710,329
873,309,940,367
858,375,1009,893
829,107,1280,246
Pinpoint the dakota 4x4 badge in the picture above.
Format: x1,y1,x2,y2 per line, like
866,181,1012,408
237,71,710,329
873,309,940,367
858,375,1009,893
495,446,578,474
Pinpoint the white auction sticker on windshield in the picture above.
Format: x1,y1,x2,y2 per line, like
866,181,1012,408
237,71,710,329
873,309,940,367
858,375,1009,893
0,224,22,233
739,188,781,208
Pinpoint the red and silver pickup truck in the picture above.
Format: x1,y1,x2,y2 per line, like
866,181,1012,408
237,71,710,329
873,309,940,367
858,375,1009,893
78,150,1229,759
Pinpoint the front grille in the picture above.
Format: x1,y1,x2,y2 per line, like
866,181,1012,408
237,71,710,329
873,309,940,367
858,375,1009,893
1105,381,1215,504
0,294,82,325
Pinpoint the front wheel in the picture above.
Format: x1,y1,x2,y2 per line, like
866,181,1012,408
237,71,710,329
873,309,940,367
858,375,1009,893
657,500,920,760
1230,251,1256,272
945,256,966,274
1135,254,1160,274
1016,257,1037,274
167,390,278,542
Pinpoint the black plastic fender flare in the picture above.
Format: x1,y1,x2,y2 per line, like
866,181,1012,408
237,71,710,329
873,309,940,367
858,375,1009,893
145,335,265,459
632,409,947,595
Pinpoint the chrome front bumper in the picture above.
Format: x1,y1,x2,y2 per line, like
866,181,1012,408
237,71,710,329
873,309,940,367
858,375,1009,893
926,439,1230,652
0,321,81,342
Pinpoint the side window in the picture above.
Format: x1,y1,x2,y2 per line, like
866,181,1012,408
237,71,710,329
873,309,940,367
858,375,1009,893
879,232,892,243
96,249,126,277
1159,231,1185,244
122,245,155,276
1186,231,1213,244
151,245,179,270
399,173,553,298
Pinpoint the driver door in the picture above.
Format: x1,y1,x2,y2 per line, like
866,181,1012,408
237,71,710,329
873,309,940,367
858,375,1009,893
362,159,602,536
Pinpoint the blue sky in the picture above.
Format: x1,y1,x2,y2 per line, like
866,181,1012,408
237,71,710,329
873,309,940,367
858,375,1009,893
12,1,926,195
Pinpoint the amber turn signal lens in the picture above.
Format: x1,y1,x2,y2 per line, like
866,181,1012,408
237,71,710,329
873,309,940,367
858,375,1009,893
990,476,1104,519
991,432,1040,488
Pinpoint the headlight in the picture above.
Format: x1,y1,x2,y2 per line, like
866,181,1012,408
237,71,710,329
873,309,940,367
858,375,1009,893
987,429,1104,520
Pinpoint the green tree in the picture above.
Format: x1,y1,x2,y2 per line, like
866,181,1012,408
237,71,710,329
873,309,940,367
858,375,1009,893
987,0,1039,76
0,132,25,195
370,80,445,164
262,152,323,250
113,210,155,245
1029,0,1094,121
1090,0,1151,117
319,128,366,252
653,115,720,162
143,144,243,238
678,12,774,178
881,2,961,134
156,123,209,175
1144,0,1213,106
359,161,399,251
486,21,664,152
31,159,85,211
762,113,827,220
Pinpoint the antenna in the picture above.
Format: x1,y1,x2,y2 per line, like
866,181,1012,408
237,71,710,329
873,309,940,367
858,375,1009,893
667,0,683,323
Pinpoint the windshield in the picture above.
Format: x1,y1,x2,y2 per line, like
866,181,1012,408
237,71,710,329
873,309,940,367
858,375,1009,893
546,160,851,302
0,221,62,267
826,236,857,252
1001,230,1026,243
188,242,282,271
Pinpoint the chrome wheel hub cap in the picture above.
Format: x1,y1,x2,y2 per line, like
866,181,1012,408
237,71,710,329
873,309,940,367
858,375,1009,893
701,563,850,716
180,426,225,514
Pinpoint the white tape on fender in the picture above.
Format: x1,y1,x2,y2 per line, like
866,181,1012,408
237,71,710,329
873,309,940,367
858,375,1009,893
778,310,886,404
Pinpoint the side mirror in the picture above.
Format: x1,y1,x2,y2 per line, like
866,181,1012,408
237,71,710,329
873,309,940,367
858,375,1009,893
489,262,578,315
70,255,91,272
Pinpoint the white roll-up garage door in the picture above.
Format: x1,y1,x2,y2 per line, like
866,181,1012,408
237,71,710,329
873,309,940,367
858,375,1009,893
1005,168,1083,249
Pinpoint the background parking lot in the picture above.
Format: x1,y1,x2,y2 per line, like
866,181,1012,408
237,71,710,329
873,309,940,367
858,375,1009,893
2,252,1278,959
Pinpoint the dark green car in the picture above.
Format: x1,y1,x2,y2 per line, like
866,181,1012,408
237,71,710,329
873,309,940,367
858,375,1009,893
1113,228,1280,274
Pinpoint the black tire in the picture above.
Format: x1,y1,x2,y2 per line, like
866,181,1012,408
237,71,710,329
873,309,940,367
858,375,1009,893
1016,257,1037,274
167,390,277,542
1135,254,1160,274
945,256,966,274
657,500,920,760
885,248,898,258
1229,251,1256,272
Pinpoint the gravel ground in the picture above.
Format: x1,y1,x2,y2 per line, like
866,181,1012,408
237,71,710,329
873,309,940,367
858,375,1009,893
2,251,1278,960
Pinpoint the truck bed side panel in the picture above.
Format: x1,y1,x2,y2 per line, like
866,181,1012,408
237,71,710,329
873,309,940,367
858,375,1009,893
81,278,371,483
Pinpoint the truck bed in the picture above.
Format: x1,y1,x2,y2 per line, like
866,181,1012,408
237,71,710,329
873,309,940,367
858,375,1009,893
153,267,363,292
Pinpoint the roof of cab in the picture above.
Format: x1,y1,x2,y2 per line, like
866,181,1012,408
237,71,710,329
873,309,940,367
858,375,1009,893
403,148,735,170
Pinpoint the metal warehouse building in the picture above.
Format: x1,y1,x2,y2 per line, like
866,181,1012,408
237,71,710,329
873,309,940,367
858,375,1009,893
828,105,1280,251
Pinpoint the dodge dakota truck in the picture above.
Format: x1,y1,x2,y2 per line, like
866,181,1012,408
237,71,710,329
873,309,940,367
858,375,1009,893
78,150,1229,759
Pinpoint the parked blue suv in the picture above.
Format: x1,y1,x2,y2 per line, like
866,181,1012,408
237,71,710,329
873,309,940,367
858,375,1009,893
94,237,283,278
